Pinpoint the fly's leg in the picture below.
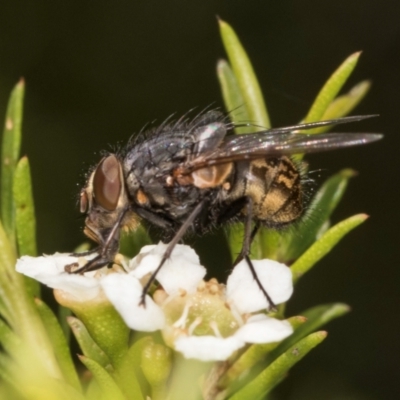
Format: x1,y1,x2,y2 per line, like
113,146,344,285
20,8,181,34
140,200,206,306
65,254,112,273
65,206,129,274
232,221,260,267
238,197,277,312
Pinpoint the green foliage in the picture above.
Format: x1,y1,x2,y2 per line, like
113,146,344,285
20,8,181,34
1,79,24,249
79,356,126,400
218,19,270,130
67,316,111,368
216,59,250,134
291,213,368,282
35,298,81,390
304,52,362,125
228,332,327,400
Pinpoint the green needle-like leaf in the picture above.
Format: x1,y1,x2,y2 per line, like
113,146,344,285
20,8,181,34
13,157,37,256
217,59,250,134
0,224,63,381
62,298,129,367
304,52,361,125
226,223,244,263
219,18,270,130
79,356,126,400
0,318,21,354
291,214,368,282
1,80,25,249
58,306,72,344
35,299,81,391
229,331,327,400
219,317,306,390
67,316,111,368
267,303,349,363
13,156,40,297
314,80,371,133
0,219,19,323
0,353,17,389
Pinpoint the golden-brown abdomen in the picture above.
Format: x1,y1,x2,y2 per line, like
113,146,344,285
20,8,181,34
242,156,303,228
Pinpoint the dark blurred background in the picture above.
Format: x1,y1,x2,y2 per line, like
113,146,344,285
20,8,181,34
0,1,398,399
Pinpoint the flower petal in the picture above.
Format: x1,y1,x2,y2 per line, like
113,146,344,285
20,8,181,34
130,243,206,295
226,259,293,314
16,253,102,301
174,335,244,361
234,314,293,343
101,273,165,331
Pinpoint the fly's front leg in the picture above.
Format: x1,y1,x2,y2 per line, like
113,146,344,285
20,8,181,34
237,197,277,312
65,236,120,274
65,206,129,274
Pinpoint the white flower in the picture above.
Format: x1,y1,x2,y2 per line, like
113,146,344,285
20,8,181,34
128,242,207,295
16,252,120,301
101,243,294,362
226,258,293,314
101,273,166,331
101,243,207,331
174,314,292,361
17,243,294,361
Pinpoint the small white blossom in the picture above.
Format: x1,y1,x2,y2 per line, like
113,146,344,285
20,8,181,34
174,335,244,361
101,244,294,362
16,252,120,301
101,273,165,331
128,242,207,295
226,258,293,314
101,243,207,331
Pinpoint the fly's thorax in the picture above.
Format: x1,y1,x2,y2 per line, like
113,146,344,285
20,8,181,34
227,156,304,228
122,134,197,209
125,165,170,209
80,154,140,242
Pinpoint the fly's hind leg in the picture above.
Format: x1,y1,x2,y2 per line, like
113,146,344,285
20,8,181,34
236,197,277,312
232,221,260,267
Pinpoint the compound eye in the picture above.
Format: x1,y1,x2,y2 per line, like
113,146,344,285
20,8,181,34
93,155,122,211
79,190,88,213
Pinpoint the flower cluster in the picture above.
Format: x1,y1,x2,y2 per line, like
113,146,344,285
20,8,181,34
17,243,293,361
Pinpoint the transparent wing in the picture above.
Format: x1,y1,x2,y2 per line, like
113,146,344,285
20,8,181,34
212,131,382,158
182,115,382,172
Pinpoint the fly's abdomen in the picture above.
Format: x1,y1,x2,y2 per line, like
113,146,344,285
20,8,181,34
243,156,304,228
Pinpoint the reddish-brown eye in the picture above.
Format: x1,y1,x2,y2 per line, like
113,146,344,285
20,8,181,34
93,155,122,211
79,190,88,213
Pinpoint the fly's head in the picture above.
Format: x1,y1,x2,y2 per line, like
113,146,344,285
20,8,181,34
80,154,139,245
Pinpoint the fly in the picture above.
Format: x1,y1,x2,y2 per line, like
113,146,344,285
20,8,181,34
66,110,382,309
